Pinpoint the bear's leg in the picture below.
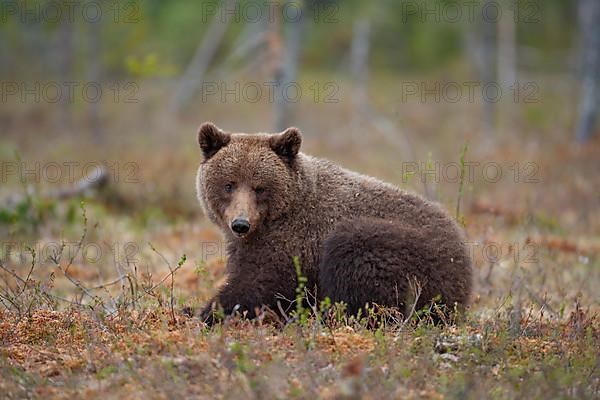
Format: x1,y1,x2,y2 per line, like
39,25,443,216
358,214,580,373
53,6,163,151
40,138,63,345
199,270,296,325
199,283,262,325
318,217,470,319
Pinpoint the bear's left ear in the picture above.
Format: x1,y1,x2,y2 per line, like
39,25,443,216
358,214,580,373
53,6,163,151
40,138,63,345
270,127,302,161
198,122,230,160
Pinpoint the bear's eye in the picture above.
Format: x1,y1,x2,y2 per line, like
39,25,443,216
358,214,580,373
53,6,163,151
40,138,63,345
254,187,265,194
224,183,234,193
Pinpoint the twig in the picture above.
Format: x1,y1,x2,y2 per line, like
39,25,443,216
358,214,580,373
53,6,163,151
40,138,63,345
17,246,36,297
105,241,127,302
125,273,136,310
105,250,187,319
275,292,297,322
64,202,88,275
399,277,422,331
524,285,558,317
148,243,184,324
90,277,126,290
456,143,469,222
0,292,21,314
49,202,109,311
276,300,291,324
0,261,27,285
54,261,105,309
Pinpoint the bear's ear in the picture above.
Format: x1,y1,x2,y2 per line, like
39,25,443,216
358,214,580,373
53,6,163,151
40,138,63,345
198,122,230,160
270,127,302,161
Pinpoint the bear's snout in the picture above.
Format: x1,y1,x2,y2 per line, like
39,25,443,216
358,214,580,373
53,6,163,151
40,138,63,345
231,218,251,235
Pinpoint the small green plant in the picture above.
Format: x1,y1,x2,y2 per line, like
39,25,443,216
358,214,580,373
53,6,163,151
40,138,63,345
229,341,253,374
0,244,58,319
292,256,310,326
95,365,117,380
414,296,442,325
319,296,331,316
194,260,208,279
326,301,348,327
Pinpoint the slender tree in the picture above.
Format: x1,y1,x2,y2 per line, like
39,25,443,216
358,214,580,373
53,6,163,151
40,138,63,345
170,0,235,114
497,0,516,132
56,17,74,134
273,0,306,131
87,1,103,144
575,0,600,142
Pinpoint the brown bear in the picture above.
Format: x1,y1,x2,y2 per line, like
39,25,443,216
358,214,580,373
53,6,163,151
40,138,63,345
196,122,472,324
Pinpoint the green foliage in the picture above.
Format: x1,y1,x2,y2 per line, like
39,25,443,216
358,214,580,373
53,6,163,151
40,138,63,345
125,53,177,78
96,365,118,380
292,256,310,326
0,0,577,78
532,212,563,233
0,191,56,237
229,341,254,374
319,296,331,316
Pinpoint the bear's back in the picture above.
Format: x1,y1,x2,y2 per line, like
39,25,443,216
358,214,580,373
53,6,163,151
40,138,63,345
299,154,455,233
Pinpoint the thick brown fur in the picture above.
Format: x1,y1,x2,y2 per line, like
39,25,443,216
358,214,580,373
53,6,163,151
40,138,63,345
195,122,472,324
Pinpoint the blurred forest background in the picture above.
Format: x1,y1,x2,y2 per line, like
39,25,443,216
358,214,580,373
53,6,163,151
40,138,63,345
1,0,598,139
1,1,599,398
1,0,599,216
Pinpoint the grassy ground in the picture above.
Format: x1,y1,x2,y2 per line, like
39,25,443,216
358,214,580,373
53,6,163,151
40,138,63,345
1,78,599,398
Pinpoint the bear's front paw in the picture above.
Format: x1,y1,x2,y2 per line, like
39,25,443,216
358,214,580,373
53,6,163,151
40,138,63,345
199,302,222,326
181,306,195,318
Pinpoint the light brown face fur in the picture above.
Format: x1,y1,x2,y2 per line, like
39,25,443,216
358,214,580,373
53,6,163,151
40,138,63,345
196,122,302,239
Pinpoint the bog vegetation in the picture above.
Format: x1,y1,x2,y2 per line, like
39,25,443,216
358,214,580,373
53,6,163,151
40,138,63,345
1,0,599,398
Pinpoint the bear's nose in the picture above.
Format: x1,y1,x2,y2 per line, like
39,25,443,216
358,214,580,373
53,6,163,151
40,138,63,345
231,218,250,234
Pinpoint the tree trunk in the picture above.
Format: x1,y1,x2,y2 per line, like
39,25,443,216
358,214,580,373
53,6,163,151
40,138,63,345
170,0,235,114
57,18,74,134
351,16,371,114
575,0,600,143
87,5,103,144
480,0,497,139
273,0,306,131
497,0,516,132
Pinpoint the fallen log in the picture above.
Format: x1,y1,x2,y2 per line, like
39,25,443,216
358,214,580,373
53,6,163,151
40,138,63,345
1,165,109,212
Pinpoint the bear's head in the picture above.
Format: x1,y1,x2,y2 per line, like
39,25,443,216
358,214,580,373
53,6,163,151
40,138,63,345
196,122,303,240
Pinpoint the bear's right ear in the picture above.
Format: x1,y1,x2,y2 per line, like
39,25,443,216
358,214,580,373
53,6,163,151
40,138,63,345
270,127,302,161
198,122,230,160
